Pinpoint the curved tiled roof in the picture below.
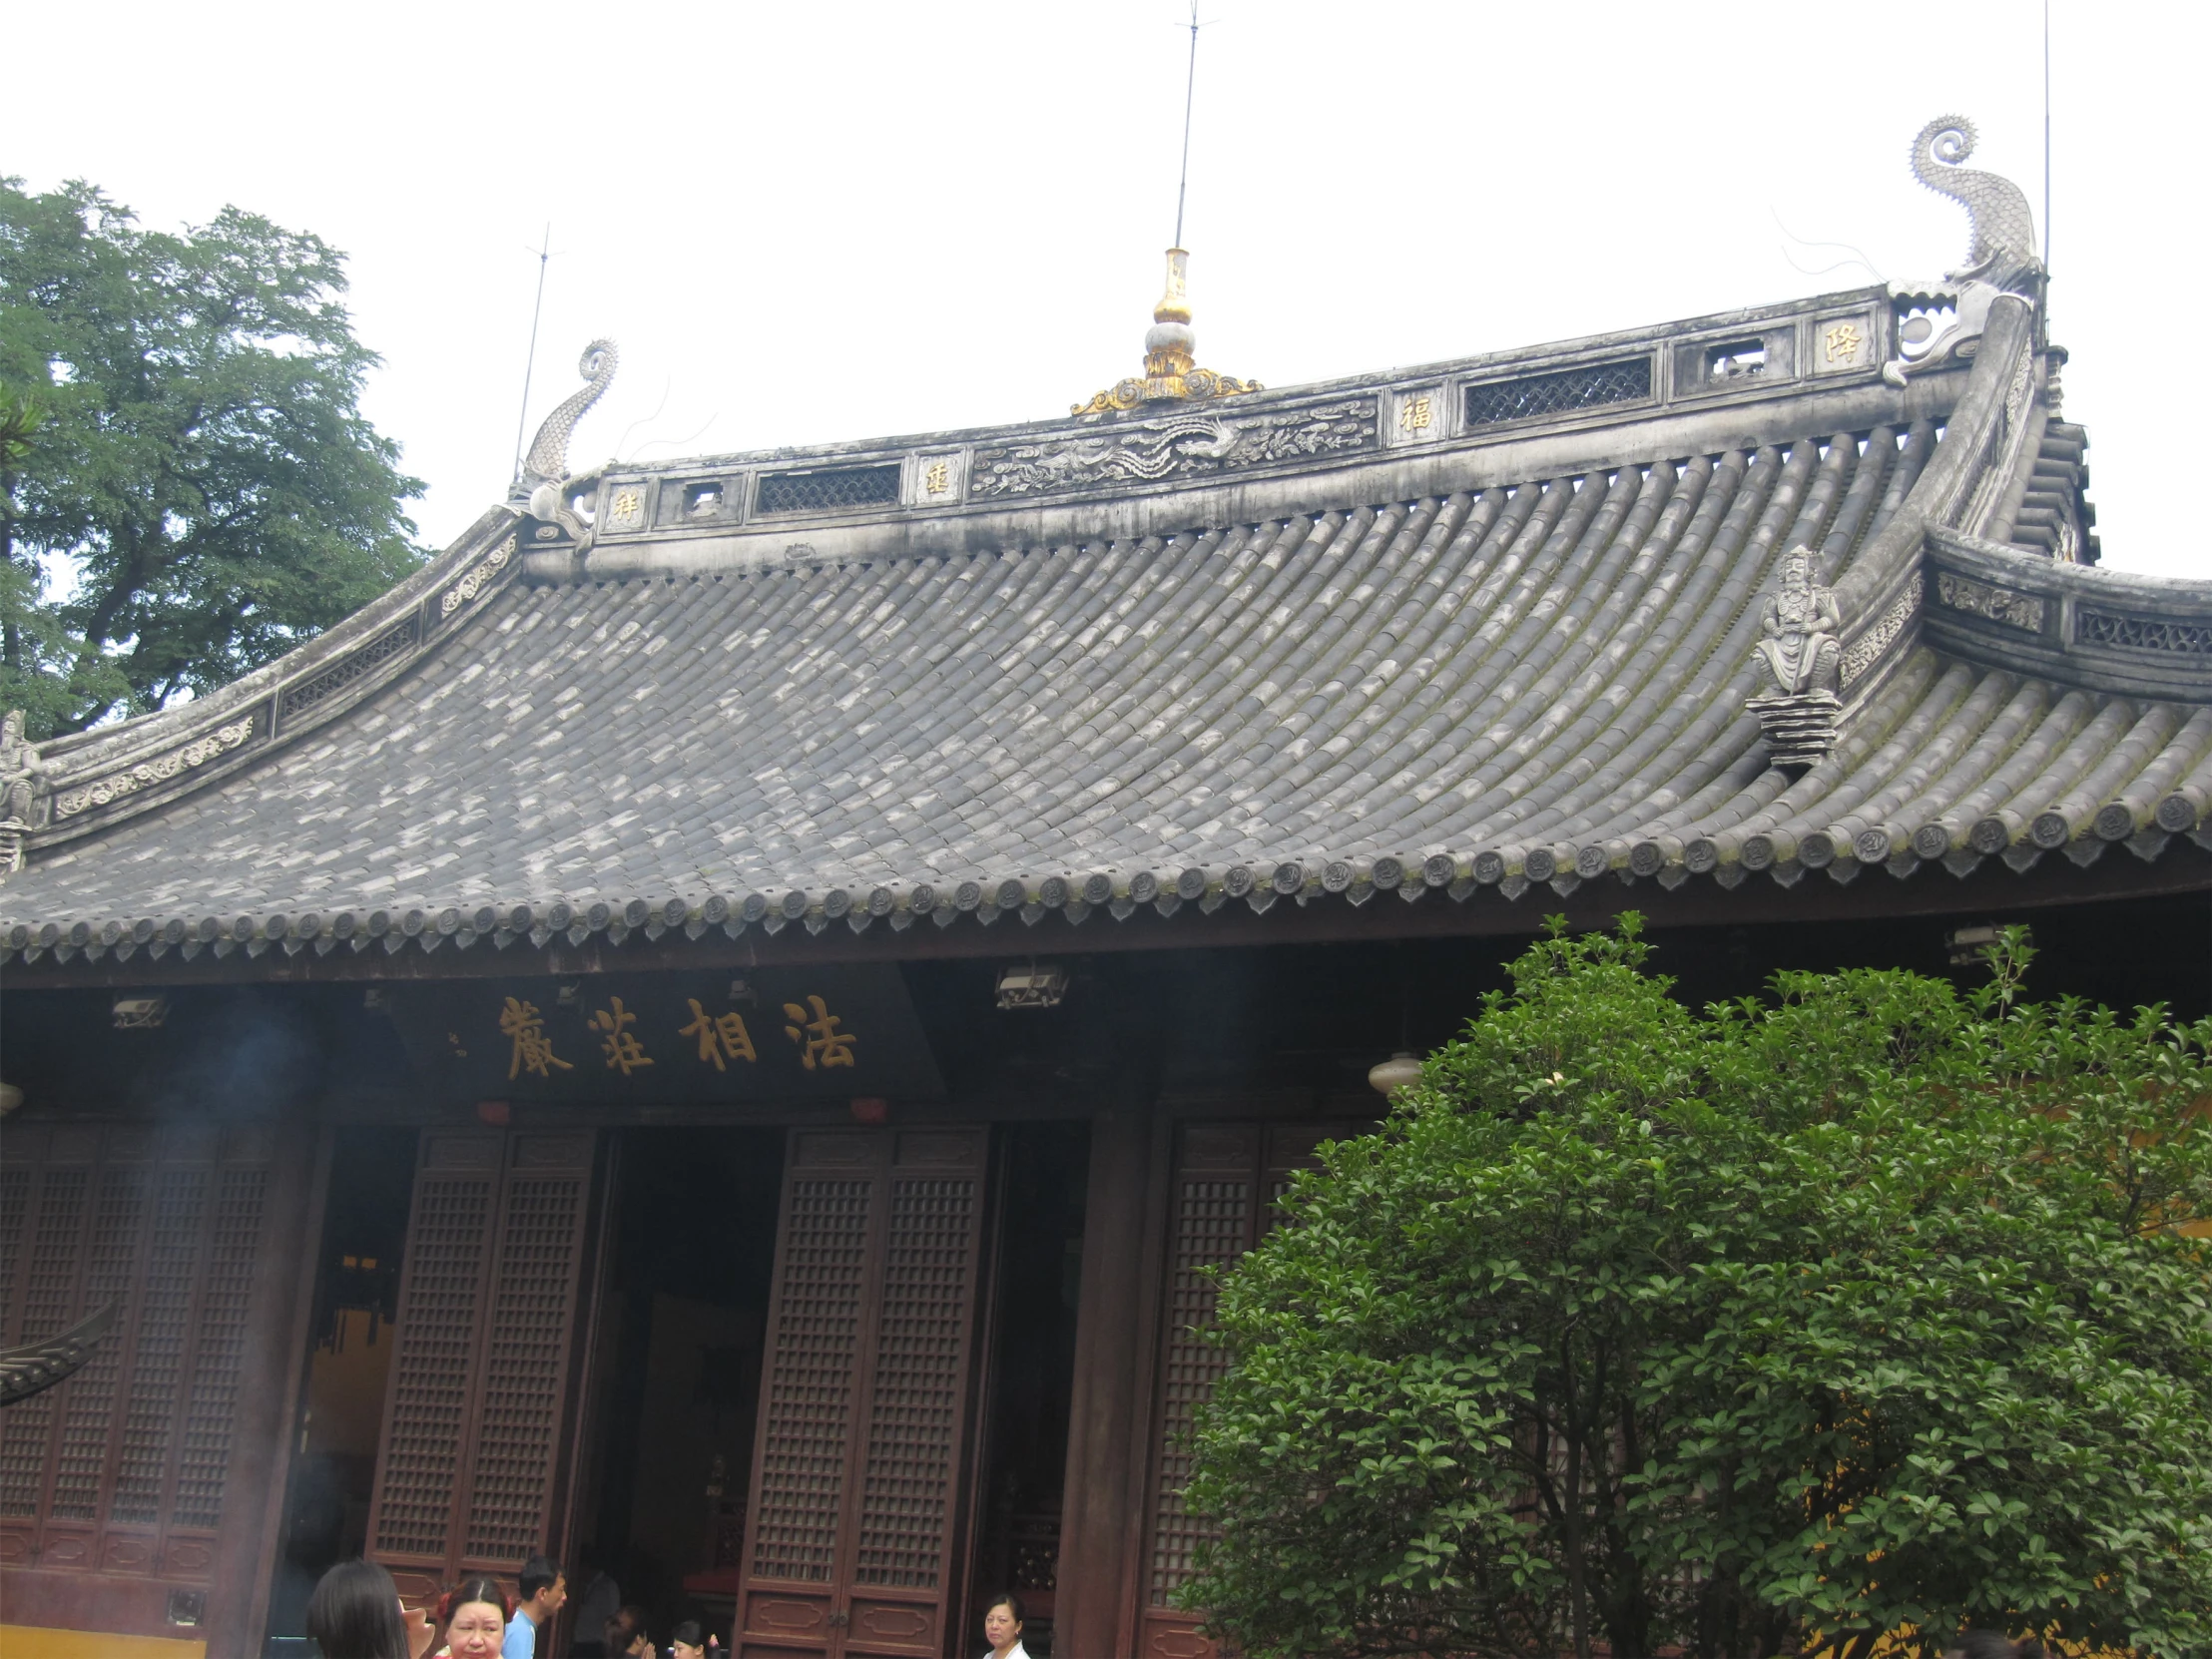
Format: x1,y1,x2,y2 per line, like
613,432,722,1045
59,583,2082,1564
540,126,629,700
3,415,2209,967
4,279,2210,969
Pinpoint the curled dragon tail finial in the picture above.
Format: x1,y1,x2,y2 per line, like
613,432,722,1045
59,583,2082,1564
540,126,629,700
1910,115,2039,279
521,338,618,488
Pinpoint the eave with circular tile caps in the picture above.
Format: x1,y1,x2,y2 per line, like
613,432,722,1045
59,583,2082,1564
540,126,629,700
3,420,2210,970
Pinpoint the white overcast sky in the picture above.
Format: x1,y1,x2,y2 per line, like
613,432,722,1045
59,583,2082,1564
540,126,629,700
6,2,2205,576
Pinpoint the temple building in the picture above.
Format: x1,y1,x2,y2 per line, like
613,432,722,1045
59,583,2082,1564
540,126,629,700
1,118,2207,1659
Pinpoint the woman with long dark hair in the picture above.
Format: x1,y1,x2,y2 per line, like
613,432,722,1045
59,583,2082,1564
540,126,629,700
305,1558,412,1659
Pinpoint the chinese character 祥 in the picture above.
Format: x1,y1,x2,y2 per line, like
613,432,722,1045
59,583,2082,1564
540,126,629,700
681,998,759,1071
1824,323,1864,364
1398,395,1433,433
589,996,655,1074
783,994,857,1070
611,487,643,520
499,997,572,1079
924,459,950,495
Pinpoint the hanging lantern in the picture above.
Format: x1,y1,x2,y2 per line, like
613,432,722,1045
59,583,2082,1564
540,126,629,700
1367,1051,1422,1097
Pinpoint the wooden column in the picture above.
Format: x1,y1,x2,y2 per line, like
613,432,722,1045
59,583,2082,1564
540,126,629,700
1049,1096,1161,1659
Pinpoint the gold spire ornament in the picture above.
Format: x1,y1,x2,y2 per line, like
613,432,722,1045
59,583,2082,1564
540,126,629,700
1073,248,1261,415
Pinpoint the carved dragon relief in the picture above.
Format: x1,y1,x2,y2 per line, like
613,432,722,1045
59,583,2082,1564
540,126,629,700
516,338,618,554
970,398,1377,502
1885,117,2043,387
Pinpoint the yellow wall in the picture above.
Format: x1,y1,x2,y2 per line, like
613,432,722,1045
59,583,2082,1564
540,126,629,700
0,1625,207,1659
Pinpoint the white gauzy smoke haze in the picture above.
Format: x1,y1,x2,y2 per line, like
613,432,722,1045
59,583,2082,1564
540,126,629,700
4,2,2203,575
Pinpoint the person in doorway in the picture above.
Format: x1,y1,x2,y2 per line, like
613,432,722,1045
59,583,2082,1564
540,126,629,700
435,1577,514,1659
603,1606,652,1659
504,1556,567,1659
669,1618,712,1659
305,1557,411,1659
568,1547,621,1658
979,1591,1031,1659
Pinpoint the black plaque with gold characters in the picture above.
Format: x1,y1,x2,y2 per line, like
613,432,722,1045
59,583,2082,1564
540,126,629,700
387,964,942,1103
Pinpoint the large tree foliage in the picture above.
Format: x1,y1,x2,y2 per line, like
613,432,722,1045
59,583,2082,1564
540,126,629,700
1182,920,2212,1659
0,178,424,737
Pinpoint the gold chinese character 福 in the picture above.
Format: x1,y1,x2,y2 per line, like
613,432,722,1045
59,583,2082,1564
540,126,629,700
499,996,573,1080
1824,323,1864,364
1398,395,1433,433
681,998,759,1071
783,994,857,1070
923,459,950,495
589,996,654,1074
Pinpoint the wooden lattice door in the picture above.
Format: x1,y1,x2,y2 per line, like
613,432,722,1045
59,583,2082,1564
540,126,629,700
364,1130,598,1601
1134,1119,1368,1659
737,1127,992,1659
0,1121,279,1583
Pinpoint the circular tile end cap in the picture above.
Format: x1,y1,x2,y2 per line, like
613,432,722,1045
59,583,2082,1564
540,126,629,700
2092,802,2137,841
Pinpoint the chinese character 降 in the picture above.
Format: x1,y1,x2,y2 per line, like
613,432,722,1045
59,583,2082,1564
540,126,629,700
1398,395,1433,433
681,998,759,1071
1824,323,1864,364
499,996,572,1080
924,459,950,495
783,994,857,1070
589,996,655,1074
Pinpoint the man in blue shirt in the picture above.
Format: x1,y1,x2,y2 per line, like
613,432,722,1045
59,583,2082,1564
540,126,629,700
504,1556,566,1659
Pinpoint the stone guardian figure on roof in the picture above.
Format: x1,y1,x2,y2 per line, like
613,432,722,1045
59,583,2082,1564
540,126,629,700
1752,549,1843,698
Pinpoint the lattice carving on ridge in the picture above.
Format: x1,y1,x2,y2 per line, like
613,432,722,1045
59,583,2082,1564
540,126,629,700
1463,356,1653,429
2078,611,2212,656
279,619,419,719
756,464,902,515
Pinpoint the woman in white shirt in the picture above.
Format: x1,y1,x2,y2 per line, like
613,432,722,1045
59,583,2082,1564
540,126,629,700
979,1591,1031,1659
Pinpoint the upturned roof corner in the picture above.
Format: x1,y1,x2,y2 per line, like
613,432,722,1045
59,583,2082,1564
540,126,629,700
2,117,2206,971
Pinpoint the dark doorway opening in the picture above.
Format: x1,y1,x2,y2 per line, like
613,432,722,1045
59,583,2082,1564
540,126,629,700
967,1121,1089,1659
572,1128,785,1651
266,1125,419,1641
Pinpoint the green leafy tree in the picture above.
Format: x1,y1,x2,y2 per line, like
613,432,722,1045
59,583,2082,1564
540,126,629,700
1182,919,2212,1659
0,178,424,737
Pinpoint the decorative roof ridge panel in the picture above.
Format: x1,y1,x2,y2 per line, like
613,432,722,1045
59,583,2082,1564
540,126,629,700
564,369,1963,586
573,286,1907,554
18,506,525,852
591,283,1897,478
1925,527,2212,701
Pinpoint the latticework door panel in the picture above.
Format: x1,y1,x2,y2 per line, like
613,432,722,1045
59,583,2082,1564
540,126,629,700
463,1172,590,1564
0,1124,278,1583
1137,1119,1371,1659
739,1129,991,1659
371,1170,494,1561
0,1159,89,1522
853,1175,980,1590
749,1177,872,1585
367,1131,597,1597
1146,1168,1251,1608
45,1160,148,1523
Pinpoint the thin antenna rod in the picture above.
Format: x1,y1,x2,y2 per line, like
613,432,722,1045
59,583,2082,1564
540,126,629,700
2042,0,2052,267
511,224,552,484
1172,3,1201,248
